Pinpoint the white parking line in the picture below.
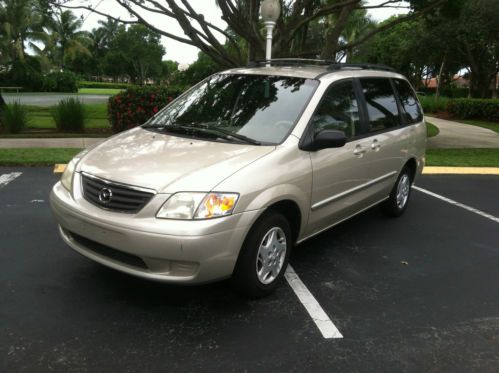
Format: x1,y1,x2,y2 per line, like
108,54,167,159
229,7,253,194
413,186,499,224
0,172,22,189
285,265,343,339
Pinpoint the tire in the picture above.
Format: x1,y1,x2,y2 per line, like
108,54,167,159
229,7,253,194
231,211,292,298
382,166,412,217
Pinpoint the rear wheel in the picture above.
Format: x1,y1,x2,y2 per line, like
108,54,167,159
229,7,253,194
231,211,292,298
382,166,412,217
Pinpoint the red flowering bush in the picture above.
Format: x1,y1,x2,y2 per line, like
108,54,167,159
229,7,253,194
108,86,184,133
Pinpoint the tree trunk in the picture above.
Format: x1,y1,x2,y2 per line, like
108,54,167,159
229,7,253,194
492,73,498,99
435,57,445,99
320,5,356,60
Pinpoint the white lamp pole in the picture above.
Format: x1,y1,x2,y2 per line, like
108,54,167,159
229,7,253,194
261,0,281,66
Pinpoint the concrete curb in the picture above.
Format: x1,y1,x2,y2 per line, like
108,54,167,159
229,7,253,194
53,164,499,175
422,167,499,175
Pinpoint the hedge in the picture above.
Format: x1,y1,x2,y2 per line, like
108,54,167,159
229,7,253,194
418,96,450,114
108,86,185,133
78,81,136,90
446,98,499,122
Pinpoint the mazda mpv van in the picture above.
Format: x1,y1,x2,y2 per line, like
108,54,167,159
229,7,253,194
50,61,426,297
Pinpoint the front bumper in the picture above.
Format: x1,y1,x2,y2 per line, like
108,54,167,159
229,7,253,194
50,175,260,284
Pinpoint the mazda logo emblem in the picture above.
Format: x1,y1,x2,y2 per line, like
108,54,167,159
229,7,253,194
98,188,113,203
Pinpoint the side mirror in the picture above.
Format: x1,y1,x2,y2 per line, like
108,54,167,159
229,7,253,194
301,130,347,151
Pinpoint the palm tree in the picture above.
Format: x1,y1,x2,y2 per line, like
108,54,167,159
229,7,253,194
340,8,376,62
47,10,91,69
0,0,46,64
97,17,124,48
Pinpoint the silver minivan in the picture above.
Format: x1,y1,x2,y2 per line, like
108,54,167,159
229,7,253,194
50,61,426,297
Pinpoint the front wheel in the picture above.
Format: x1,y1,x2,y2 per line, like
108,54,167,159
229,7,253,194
382,166,412,217
231,211,292,298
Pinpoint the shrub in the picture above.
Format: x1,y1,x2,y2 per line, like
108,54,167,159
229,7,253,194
43,71,78,93
78,81,136,90
108,85,185,133
446,98,499,122
52,98,86,132
418,96,449,114
0,59,44,92
1,101,30,134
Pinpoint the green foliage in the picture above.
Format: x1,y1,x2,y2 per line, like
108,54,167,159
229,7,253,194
78,81,135,90
418,96,450,114
108,86,184,133
1,101,30,133
446,99,499,122
173,52,221,87
52,98,86,132
0,57,45,91
43,71,78,92
102,24,165,85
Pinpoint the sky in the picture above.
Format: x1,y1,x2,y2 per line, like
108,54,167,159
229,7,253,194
72,0,409,65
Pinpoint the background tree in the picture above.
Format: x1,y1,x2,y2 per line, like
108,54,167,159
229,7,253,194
0,0,45,64
45,0,453,67
103,24,165,85
46,9,91,69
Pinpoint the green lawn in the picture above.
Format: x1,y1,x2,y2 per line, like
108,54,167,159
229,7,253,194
1,147,498,167
426,148,499,167
78,87,123,95
426,121,439,137
0,148,82,166
457,119,499,134
26,103,110,130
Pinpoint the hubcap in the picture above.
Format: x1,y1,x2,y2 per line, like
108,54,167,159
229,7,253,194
256,227,287,285
396,174,411,209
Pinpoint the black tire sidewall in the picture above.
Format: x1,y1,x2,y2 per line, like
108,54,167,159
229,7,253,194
232,211,292,297
383,167,412,217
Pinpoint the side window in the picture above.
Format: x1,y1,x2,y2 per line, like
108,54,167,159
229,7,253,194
360,78,400,133
311,80,360,139
394,79,423,124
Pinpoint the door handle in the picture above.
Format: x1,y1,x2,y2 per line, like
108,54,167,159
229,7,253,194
353,145,367,157
371,139,381,151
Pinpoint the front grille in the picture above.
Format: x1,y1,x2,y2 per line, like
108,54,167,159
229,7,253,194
81,173,154,213
68,230,148,270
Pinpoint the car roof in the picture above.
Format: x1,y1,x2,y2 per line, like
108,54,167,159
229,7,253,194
223,62,407,82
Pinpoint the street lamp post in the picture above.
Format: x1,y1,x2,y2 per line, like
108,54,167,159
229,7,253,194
261,0,281,66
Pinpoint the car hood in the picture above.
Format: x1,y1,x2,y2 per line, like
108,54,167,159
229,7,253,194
78,127,275,193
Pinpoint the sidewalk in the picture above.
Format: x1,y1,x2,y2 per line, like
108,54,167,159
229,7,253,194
0,138,104,149
427,116,499,149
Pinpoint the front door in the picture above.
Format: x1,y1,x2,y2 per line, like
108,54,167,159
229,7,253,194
306,79,373,236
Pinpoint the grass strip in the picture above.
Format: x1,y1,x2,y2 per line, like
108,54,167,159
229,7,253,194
426,121,439,138
1,148,497,168
456,119,499,134
426,148,499,167
0,148,82,166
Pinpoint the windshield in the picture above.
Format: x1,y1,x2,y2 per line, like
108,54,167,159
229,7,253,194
144,74,319,144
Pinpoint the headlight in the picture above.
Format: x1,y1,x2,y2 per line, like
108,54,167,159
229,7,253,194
61,159,76,192
60,149,90,192
156,192,239,220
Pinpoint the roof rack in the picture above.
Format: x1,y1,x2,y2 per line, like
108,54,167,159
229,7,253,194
247,58,333,67
247,59,396,72
327,63,396,72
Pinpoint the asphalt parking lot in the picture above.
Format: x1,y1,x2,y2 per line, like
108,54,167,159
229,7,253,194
1,168,498,372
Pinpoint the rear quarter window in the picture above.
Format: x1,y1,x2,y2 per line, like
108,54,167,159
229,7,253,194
359,78,400,133
393,79,423,124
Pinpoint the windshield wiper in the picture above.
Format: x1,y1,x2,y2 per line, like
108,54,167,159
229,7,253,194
181,123,261,145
